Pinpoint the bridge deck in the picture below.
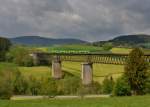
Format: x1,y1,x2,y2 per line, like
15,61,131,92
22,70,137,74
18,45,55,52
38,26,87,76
32,52,150,65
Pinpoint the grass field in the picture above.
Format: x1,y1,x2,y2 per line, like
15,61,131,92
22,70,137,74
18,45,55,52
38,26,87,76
18,67,51,79
18,47,135,82
37,45,150,54
19,62,124,83
38,45,132,54
1,95,150,107
48,44,104,53
111,48,131,54
18,47,130,82
62,62,123,82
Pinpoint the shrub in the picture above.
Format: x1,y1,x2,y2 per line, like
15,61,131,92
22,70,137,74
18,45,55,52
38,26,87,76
40,78,58,97
13,71,28,95
143,73,150,94
7,46,34,67
102,76,114,94
113,76,131,96
103,43,113,51
27,76,41,95
0,77,13,99
57,77,80,95
22,55,34,67
0,63,18,99
78,81,101,96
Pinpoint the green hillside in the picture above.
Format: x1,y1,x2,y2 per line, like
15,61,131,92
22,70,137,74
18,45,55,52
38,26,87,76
93,34,150,48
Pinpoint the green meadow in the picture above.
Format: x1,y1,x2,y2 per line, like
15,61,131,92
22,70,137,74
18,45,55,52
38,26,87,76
18,66,51,79
19,62,124,83
1,95,150,107
9,47,150,84
48,44,104,53
19,47,129,82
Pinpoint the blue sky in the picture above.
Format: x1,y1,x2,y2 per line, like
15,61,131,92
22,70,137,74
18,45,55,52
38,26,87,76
0,0,150,41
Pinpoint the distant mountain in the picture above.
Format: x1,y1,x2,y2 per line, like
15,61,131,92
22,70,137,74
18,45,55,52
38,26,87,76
93,34,150,48
10,36,88,46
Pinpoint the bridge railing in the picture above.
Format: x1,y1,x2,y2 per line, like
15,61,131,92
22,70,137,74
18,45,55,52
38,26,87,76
31,52,150,65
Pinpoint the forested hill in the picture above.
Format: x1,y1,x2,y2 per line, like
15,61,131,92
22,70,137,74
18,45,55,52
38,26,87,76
93,34,150,48
10,36,88,46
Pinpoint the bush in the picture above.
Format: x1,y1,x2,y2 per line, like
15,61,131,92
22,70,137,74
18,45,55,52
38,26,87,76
113,76,131,96
13,71,28,95
0,51,7,61
40,78,58,97
0,77,13,99
7,46,34,67
27,76,41,95
143,73,150,94
103,43,113,51
0,63,18,99
57,77,80,95
78,81,102,96
22,55,34,67
102,76,114,94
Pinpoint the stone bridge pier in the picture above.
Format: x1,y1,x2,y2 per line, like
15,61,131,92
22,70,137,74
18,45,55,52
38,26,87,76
30,53,39,66
81,63,93,85
52,56,63,79
52,58,93,85
52,60,62,79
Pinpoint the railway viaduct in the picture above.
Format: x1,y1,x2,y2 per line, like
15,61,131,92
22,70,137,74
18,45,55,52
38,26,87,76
30,52,150,85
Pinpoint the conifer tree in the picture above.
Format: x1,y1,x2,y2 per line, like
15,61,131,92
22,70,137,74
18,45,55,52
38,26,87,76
124,48,149,95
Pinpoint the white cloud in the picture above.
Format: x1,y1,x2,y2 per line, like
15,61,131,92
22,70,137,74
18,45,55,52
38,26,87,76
0,0,150,41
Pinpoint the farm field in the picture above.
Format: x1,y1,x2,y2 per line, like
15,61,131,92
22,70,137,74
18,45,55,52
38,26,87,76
1,95,150,107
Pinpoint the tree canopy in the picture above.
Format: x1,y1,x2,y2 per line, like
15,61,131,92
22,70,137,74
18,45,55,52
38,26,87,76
0,37,11,61
124,48,149,95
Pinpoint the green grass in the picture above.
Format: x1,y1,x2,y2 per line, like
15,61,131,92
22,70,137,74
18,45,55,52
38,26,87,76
19,62,124,83
111,48,132,54
36,47,49,52
48,44,104,53
18,66,51,79
111,47,150,54
62,62,123,83
0,63,18,71
1,95,150,107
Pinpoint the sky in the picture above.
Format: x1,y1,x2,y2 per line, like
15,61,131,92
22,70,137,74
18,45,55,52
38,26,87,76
0,0,150,42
